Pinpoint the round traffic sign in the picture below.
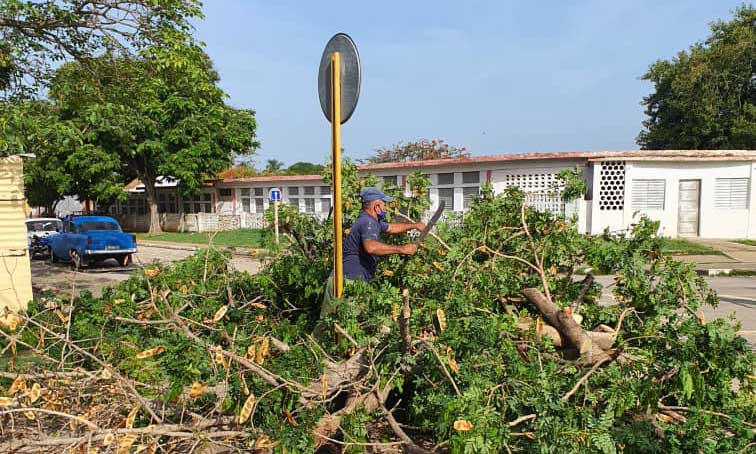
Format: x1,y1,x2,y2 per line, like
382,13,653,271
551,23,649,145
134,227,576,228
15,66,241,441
318,33,361,124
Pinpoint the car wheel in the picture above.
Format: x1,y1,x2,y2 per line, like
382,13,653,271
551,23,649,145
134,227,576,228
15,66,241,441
49,248,58,264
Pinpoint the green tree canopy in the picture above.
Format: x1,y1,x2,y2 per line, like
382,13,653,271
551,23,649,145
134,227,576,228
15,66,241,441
364,139,470,164
286,161,324,175
44,41,258,232
264,159,285,173
637,6,756,149
0,0,202,97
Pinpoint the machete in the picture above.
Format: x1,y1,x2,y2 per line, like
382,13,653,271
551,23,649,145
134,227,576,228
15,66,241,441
413,200,445,246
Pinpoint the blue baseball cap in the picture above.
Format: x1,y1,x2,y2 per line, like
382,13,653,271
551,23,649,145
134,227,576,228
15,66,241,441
360,187,394,203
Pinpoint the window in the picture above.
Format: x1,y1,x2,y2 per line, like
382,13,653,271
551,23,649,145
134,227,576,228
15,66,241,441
305,198,315,213
304,186,315,195
241,188,266,213
254,188,263,197
288,187,299,196
598,161,626,211
321,198,331,213
127,197,147,216
383,175,398,186
462,171,480,184
320,186,331,195
255,199,265,213
218,188,232,197
184,193,212,213
437,173,454,185
438,188,455,211
631,179,665,210
158,193,177,213
463,187,480,209
79,221,121,232
715,178,749,209
289,198,300,210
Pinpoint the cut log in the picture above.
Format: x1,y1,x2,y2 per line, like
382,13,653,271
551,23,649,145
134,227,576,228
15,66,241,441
516,321,615,351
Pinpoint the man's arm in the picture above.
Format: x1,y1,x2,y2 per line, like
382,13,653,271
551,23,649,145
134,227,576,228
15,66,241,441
385,222,425,234
363,240,417,256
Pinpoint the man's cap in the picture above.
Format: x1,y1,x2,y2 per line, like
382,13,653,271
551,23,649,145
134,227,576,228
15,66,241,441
360,187,393,203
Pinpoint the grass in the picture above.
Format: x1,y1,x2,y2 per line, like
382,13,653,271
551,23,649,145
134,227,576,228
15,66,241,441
660,238,723,256
136,229,266,249
733,239,756,247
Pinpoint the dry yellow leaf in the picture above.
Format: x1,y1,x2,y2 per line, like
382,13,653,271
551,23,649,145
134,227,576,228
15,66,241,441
448,358,459,374
135,346,165,360
433,261,444,271
321,374,328,400
180,285,189,294
100,368,112,380
255,314,265,322
246,345,256,360
256,337,269,366
212,305,228,323
88,448,100,454
238,393,256,424
391,304,398,322
240,375,250,396
436,308,447,332
0,396,14,406
255,435,280,449
54,309,68,323
113,298,125,305
284,409,298,426
453,419,473,431
28,383,41,404
189,382,208,399
144,268,161,277
7,376,26,396
102,432,115,446
383,270,394,277
344,201,351,209
23,410,36,420
535,317,543,339
548,265,557,276
697,310,706,324
2,313,20,331
656,413,674,424
118,434,138,454
125,406,139,429
249,302,267,310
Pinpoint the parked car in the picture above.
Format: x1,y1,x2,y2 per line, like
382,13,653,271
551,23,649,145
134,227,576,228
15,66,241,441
48,216,137,269
26,218,63,259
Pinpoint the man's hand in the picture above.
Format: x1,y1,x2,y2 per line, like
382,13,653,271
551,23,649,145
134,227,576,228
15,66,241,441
414,222,426,231
400,243,418,256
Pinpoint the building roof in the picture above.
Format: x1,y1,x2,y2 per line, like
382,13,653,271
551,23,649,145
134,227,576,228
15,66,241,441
217,174,324,184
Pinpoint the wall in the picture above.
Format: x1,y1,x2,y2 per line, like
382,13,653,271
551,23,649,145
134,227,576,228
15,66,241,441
624,160,754,239
0,157,33,318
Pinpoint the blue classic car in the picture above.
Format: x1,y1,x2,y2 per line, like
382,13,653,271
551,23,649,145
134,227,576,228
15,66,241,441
48,216,137,269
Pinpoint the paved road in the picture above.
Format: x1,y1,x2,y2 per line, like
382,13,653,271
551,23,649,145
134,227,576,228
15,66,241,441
31,245,260,296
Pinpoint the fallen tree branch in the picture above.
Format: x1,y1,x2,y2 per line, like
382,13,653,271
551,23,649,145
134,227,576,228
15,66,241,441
562,354,613,401
383,405,433,454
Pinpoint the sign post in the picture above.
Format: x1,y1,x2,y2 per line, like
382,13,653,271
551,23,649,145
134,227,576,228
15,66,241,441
269,188,281,245
319,33,360,299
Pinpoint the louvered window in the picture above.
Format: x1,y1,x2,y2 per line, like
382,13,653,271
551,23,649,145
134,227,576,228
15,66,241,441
383,175,398,186
437,173,454,185
631,179,665,210
463,186,479,209
715,178,749,209
438,188,455,211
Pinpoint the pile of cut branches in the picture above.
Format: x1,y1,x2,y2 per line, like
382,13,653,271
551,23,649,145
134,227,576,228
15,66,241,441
1,168,754,453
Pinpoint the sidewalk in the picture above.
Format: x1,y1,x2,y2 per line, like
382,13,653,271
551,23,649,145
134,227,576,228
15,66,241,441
672,239,756,275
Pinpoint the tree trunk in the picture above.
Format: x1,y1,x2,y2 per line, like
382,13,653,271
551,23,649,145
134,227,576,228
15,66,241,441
142,174,162,234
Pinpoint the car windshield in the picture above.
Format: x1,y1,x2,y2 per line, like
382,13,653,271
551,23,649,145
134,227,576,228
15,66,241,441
78,222,121,232
26,221,61,232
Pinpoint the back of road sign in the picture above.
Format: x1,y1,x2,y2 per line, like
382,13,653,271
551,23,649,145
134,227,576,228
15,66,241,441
318,33,361,124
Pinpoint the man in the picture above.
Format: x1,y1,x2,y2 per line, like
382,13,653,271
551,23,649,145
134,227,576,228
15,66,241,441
317,188,424,331
343,187,424,281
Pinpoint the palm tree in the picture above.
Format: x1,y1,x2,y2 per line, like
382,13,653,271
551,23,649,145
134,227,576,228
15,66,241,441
264,159,285,173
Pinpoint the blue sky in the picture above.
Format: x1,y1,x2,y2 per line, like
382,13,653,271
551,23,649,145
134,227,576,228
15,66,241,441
194,1,746,166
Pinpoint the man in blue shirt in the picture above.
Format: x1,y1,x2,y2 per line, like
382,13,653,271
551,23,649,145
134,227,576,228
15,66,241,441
316,188,424,333
343,188,424,281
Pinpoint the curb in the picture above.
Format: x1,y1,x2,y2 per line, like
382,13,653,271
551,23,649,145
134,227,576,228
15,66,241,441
138,241,267,258
695,268,756,276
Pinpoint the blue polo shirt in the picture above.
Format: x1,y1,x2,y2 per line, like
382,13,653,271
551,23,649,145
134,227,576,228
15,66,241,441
343,211,389,281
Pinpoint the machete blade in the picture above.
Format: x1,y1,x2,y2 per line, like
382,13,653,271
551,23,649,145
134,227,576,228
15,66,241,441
415,200,445,246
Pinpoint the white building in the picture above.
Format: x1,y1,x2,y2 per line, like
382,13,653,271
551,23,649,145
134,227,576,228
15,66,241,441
116,150,756,239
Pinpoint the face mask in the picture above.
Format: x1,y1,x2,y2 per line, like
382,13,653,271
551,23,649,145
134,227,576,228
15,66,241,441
376,206,386,221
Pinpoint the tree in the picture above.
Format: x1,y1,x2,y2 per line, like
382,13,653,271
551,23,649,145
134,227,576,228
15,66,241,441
286,161,324,175
264,159,285,173
637,6,756,149
48,42,258,233
0,0,202,98
364,139,470,164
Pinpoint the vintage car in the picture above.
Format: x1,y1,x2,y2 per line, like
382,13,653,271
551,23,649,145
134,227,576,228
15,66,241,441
48,216,137,269
26,218,63,259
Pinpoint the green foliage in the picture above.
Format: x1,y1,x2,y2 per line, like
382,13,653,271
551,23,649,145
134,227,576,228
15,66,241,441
638,6,756,149
557,167,588,202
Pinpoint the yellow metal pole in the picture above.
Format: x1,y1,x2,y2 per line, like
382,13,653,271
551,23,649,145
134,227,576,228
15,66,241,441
331,52,344,298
